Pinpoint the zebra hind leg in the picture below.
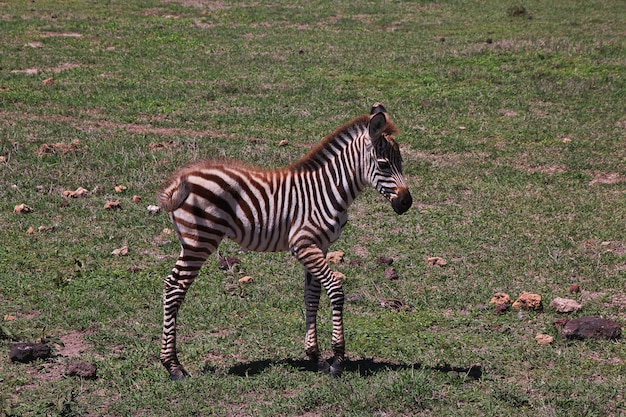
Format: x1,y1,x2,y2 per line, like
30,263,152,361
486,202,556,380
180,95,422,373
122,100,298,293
160,245,214,381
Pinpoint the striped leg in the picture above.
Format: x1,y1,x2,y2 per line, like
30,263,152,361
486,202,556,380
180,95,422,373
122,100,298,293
160,242,216,380
293,244,345,377
304,270,321,362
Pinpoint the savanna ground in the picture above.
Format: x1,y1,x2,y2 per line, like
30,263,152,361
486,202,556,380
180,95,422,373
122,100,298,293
1,0,625,415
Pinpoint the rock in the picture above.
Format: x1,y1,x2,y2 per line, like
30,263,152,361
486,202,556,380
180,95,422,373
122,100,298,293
553,318,569,329
493,303,510,314
512,292,542,311
9,343,52,363
66,361,97,379
535,333,554,345
550,297,582,313
426,256,447,266
561,316,621,340
568,284,580,293
490,292,511,306
376,256,393,266
326,250,345,264
384,267,399,280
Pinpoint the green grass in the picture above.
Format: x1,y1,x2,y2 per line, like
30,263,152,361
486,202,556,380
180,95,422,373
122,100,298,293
1,0,625,415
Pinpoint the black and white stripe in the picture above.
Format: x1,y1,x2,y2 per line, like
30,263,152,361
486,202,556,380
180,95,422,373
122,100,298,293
157,103,412,380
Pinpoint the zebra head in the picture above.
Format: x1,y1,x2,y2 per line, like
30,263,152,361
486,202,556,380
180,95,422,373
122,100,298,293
367,103,413,215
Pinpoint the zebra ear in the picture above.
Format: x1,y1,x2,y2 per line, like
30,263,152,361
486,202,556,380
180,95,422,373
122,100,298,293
368,111,387,141
370,102,387,115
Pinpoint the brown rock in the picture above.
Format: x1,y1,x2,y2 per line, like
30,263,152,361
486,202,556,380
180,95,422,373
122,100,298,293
493,303,510,314
512,292,542,311
384,267,399,280
66,361,97,379
490,292,511,306
561,316,621,340
326,250,345,264
535,333,554,345
427,256,447,266
553,318,569,329
9,343,52,363
568,284,580,293
376,256,393,266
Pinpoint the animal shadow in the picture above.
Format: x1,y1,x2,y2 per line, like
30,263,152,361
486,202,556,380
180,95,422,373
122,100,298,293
224,357,482,380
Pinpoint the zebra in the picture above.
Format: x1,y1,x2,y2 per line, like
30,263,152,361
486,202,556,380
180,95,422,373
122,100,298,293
157,103,412,380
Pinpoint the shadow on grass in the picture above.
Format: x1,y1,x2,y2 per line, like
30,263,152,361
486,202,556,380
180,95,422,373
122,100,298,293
222,357,482,380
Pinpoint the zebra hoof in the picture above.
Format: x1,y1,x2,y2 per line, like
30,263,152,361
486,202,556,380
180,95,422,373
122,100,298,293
330,362,343,378
168,367,190,381
317,359,331,373
330,357,343,377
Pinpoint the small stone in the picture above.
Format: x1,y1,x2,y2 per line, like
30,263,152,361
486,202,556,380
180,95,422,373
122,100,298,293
9,343,52,363
512,292,542,311
490,292,511,306
147,204,161,214
427,256,447,266
535,333,554,345
13,204,33,214
376,256,393,266
238,276,254,284
493,303,510,314
561,316,621,340
66,361,97,379
333,271,346,281
384,267,399,280
326,250,344,264
553,318,569,329
103,200,121,210
550,297,582,313
568,284,580,293
111,246,129,256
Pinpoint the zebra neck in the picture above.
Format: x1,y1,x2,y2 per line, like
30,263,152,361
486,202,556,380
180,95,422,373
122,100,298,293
293,133,369,211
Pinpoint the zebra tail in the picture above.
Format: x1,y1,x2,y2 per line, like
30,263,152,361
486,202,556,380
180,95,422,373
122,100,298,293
157,175,190,212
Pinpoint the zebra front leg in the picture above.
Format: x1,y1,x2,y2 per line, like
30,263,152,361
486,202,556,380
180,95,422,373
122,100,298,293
160,253,206,380
294,244,345,377
326,274,345,377
304,270,323,366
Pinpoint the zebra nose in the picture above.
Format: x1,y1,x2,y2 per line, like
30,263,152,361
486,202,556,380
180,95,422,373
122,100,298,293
392,188,412,214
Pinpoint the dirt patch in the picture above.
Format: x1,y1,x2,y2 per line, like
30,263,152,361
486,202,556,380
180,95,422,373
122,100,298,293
580,239,626,257
163,0,229,10
10,63,80,75
518,164,567,175
0,111,232,139
58,330,92,358
588,172,625,185
41,32,83,38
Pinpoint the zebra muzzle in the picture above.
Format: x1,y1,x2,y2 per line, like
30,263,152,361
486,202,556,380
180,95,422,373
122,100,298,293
391,188,413,214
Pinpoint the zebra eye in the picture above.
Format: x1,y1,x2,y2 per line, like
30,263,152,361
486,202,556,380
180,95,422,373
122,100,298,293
377,159,391,170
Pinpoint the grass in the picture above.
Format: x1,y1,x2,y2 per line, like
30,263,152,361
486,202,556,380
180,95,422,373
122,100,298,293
1,0,625,415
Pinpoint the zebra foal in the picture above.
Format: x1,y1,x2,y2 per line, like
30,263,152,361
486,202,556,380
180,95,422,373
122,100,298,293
157,103,412,380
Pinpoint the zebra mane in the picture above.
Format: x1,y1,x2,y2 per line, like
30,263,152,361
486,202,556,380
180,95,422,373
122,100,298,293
288,113,399,172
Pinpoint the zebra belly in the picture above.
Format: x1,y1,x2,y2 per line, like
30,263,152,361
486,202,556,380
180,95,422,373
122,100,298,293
227,216,291,253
